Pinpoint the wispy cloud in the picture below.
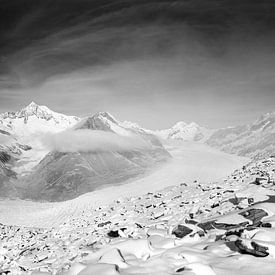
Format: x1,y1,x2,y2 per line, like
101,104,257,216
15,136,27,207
0,0,275,128
41,129,150,153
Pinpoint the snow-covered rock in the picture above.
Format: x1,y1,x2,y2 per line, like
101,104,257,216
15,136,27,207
1,156,275,274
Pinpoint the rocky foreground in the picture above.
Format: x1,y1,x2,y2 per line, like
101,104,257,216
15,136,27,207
1,157,275,274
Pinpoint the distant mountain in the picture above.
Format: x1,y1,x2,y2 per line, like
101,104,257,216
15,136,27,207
206,112,275,159
122,111,275,159
0,102,81,179
122,120,212,142
0,101,80,137
1,102,275,200
152,121,212,142
18,112,170,201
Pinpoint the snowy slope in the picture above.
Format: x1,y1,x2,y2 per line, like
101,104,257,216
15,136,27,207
207,111,275,158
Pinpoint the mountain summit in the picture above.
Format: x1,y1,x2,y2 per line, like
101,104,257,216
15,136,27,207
75,111,122,132
153,121,212,142
0,102,80,135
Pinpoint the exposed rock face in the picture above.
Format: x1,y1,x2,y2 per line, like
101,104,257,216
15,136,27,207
0,126,33,191
0,149,17,197
21,148,169,202
0,151,16,179
172,224,193,238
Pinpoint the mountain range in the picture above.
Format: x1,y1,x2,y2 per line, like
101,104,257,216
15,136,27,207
0,103,170,201
206,112,275,159
0,102,274,201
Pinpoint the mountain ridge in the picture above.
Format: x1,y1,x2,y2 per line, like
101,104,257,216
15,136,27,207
0,101,80,136
207,111,275,159
1,102,275,159
0,103,171,201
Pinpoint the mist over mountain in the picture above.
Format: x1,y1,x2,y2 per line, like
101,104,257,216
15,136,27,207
0,103,172,201
0,102,275,201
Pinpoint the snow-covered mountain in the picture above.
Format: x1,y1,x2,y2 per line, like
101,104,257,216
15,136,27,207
18,112,170,201
1,102,275,201
207,111,275,159
0,101,80,137
122,120,212,142
152,121,212,142
0,102,81,185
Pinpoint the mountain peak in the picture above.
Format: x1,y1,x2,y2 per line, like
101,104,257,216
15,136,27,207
0,102,80,134
75,111,119,131
27,101,39,107
173,121,188,128
172,121,199,129
93,111,118,124
17,102,54,119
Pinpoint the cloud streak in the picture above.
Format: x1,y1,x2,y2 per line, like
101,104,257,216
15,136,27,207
0,0,275,128
41,129,151,153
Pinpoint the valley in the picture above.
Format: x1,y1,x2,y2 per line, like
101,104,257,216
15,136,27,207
0,102,274,275
0,141,248,227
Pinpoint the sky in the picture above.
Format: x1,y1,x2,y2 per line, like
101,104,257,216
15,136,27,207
0,0,275,129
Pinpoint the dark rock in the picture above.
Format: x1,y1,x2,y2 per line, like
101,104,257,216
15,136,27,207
172,224,193,238
107,230,119,238
198,220,249,232
235,239,269,257
254,177,267,185
261,222,272,228
239,208,268,227
229,197,246,205
98,221,111,227
176,267,185,272
185,219,198,225
0,151,11,163
0,130,10,136
135,223,143,228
